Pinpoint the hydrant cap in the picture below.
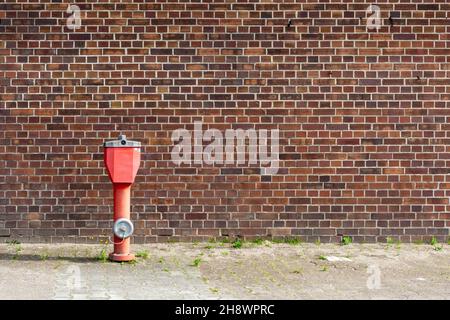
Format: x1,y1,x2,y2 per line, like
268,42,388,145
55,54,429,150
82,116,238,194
113,218,134,239
104,134,141,147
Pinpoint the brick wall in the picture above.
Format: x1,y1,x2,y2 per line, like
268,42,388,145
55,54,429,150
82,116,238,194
1,0,449,243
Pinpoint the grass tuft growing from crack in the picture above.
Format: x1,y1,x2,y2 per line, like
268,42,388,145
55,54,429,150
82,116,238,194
430,236,438,246
386,237,395,246
192,257,202,267
232,239,242,249
40,252,49,261
209,288,219,294
285,237,302,245
252,238,264,245
135,250,149,259
96,248,108,262
430,237,443,251
272,237,302,245
10,243,23,260
341,236,352,245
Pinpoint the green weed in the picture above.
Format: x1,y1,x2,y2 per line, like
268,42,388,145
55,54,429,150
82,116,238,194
341,236,352,245
96,248,108,262
430,237,438,246
430,237,443,251
135,250,149,259
192,257,202,267
232,239,242,249
252,238,264,245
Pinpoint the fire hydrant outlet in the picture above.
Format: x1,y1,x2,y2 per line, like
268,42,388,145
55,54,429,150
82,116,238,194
113,218,134,239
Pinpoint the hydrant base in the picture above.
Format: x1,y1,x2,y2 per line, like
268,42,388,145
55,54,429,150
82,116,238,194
109,252,135,262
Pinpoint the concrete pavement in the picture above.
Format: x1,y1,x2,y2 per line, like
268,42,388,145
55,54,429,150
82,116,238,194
0,241,448,299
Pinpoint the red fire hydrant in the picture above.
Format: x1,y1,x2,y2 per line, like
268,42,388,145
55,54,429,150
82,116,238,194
104,134,141,262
